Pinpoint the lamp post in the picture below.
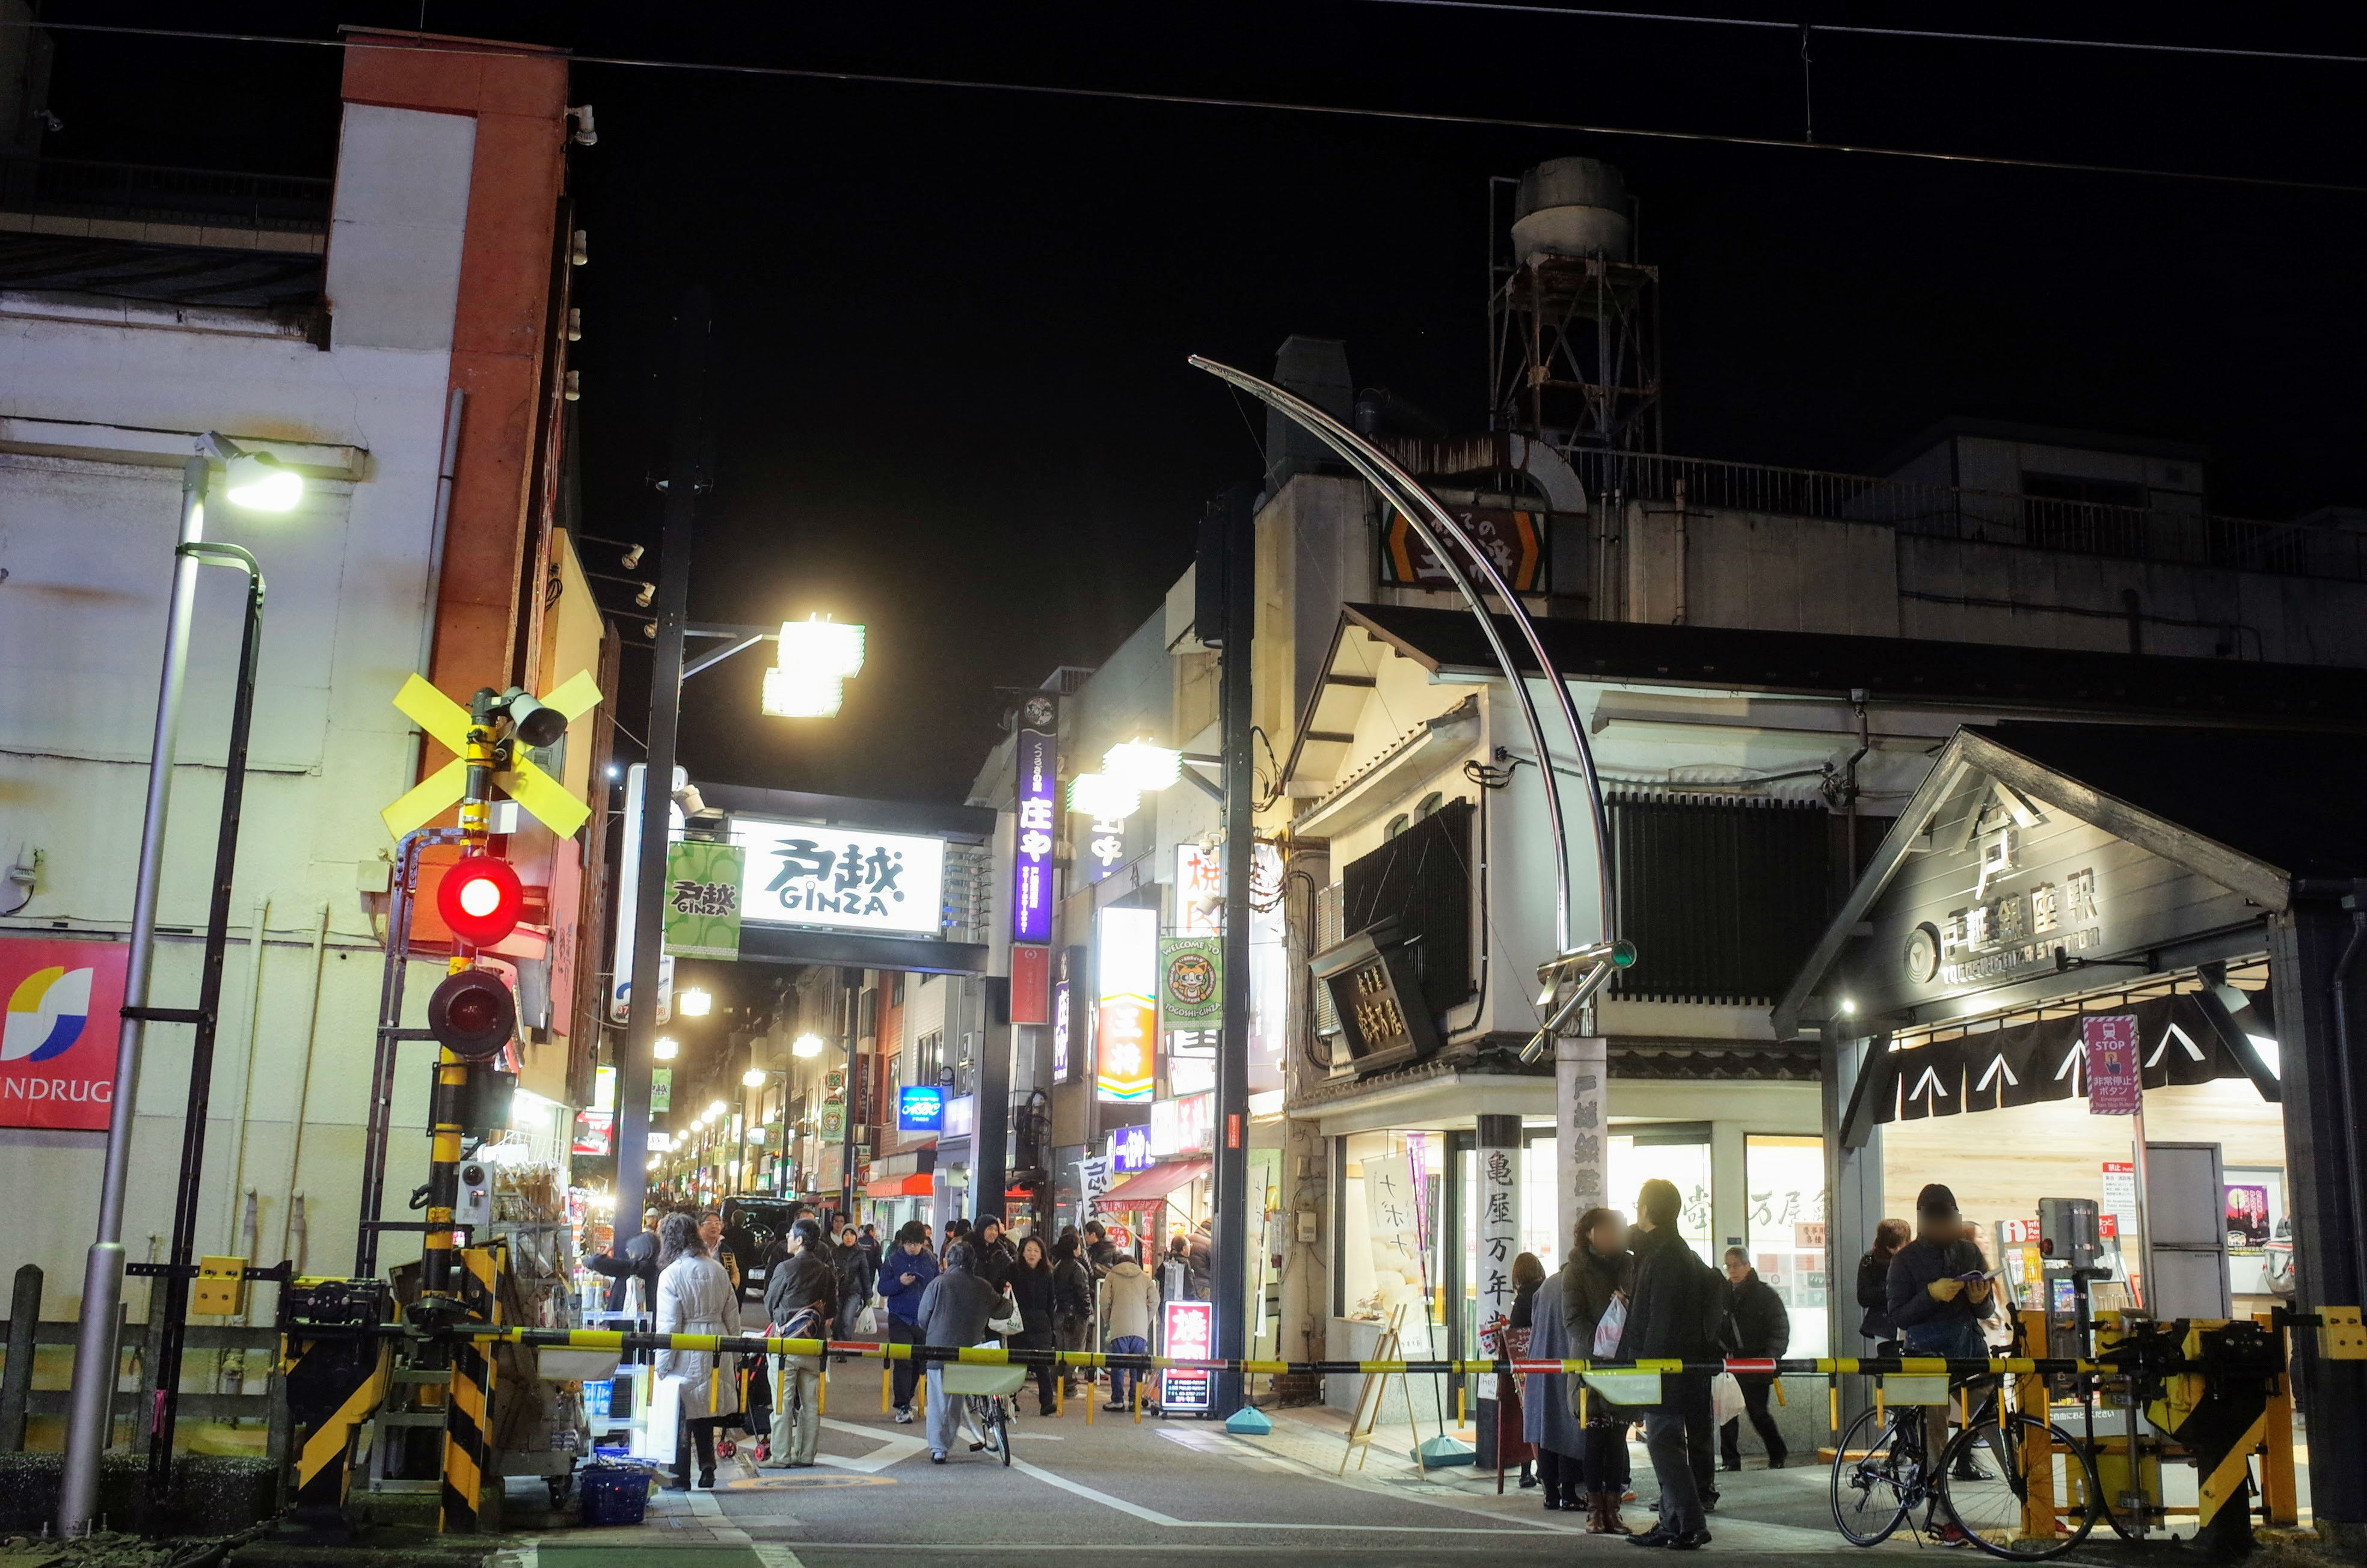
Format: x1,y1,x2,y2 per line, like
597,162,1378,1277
58,434,303,1535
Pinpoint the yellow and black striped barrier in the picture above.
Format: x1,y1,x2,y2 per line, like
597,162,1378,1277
441,1323,2102,1380
438,1243,505,1534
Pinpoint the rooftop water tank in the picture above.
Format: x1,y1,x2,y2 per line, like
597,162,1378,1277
1511,157,1630,266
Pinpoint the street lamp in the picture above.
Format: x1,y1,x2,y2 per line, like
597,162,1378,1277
654,1036,679,1061
60,432,305,1534
791,1032,826,1059
741,1065,767,1088
679,987,713,1017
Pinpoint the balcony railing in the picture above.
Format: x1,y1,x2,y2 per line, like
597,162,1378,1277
1568,448,2367,583
0,154,330,236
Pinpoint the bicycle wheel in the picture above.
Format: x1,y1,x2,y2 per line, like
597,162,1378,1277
1831,1403,1917,1547
997,1400,1012,1468
1941,1416,2100,1561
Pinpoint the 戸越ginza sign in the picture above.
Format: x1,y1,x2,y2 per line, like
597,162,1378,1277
730,817,948,937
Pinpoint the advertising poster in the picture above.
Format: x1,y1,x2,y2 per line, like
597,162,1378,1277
650,1067,672,1113
1158,936,1222,1027
663,839,744,959
897,1085,945,1133
1094,908,1157,1104
731,817,947,936
1010,712,1058,944
1159,1299,1214,1413
1,937,129,1132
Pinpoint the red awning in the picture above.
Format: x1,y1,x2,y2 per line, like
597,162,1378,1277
866,1173,933,1198
1093,1159,1211,1210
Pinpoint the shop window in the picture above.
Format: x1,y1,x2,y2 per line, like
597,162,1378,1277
1745,1134,1828,1359
915,1031,942,1088
1607,1126,1714,1252
1609,794,1829,1005
1340,798,1475,1023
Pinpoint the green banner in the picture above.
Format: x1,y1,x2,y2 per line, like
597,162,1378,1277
1159,936,1222,1026
650,1067,672,1113
664,839,744,959
820,1101,846,1141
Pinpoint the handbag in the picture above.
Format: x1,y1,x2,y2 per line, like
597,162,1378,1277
855,1302,880,1337
1711,1371,1746,1426
1591,1293,1628,1359
985,1289,1025,1337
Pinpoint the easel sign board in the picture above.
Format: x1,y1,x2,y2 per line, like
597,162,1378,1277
1161,1299,1214,1414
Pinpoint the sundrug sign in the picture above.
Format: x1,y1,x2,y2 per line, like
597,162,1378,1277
1,938,129,1131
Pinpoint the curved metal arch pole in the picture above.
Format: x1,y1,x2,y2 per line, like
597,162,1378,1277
1189,356,1616,960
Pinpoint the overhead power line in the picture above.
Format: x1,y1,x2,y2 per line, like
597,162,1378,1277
1352,0,2367,68
11,19,2363,195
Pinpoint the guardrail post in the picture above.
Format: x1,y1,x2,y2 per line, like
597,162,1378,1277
2016,1309,2055,1544
1,1264,40,1451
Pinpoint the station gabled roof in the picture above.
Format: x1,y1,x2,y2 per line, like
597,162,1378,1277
1772,720,2367,1040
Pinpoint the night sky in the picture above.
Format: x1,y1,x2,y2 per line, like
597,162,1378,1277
38,4,2367,805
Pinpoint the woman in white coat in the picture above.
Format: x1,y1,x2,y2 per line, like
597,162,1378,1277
654,1211,742,1489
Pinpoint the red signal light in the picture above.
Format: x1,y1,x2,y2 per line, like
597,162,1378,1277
437,853,524,947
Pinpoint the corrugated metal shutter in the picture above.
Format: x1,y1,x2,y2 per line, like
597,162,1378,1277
1610,792,1830,1005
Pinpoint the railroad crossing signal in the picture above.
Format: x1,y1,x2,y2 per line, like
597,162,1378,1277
379,672,602,841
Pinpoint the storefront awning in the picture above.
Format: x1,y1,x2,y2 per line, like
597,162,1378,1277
866,1173,932,1198
1093,1159,1210,1210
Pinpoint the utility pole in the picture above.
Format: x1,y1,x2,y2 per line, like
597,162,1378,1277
614,289,710,1227
1207,485,1255,1417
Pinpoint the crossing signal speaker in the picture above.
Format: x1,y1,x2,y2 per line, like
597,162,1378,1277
437,853,524,947
429,967,515,1062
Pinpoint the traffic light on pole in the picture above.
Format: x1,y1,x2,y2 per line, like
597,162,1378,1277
436,853,524,948
428,968,515,1063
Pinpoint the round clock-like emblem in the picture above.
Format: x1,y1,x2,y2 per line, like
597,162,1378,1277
1022,695,1056,729
1903,923,1942,985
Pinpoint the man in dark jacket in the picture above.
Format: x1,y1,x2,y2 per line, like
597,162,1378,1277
585,1210,660,1314
1886,1184,1998,1539
1718,1248,1791,1471
1617,1179,1715,1550
764,1218,838,1336
1082,1219,1119,1276
915,1242,1004,1462
877,1222,940,1422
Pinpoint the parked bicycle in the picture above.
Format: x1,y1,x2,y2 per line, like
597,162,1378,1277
1831,1368,2102,1559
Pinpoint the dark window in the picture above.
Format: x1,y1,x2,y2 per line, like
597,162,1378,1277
859,987,879,1040
1341,797,1476,1023
1610,794,1829,1005
915,1030,943,1086
891,972,906,1006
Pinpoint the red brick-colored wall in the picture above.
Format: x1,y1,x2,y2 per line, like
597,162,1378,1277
341,29,569,725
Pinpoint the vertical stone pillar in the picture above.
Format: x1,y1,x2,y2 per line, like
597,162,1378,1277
1556,1035,1610,1262
1473,1114,1522,1467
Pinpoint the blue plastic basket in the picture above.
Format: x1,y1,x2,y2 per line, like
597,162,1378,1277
579,1462,654,1527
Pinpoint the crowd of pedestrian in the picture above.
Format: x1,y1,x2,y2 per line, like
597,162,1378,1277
599,1184,2000,1529
590,1201,1188,1483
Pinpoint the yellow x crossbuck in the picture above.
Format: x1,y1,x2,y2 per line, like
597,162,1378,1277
379,671,603,841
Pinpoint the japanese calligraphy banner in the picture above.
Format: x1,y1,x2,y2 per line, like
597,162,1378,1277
1475,1133,1522,1346
731,818,947,936
1012,723,1058,944
1363,1152,1430,1351
664,839,744,959
1158,936,1221,1027
1555,1035,1609,1276
650,1067,672,1113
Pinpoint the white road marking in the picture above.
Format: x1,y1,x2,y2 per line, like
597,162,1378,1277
811,1415,929,1473
1007,1456,1559,1534
751,1548,808,1568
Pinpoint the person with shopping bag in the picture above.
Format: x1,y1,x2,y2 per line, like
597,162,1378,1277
1718,1248,1790,1471
761,1219,836,1468
1564,1207,1636,1535
915,1242,1001,1462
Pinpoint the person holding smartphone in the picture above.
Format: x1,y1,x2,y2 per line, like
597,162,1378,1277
1885,1184,1997,1546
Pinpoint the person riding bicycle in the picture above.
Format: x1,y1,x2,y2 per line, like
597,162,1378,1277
1885,1184,1997,1546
